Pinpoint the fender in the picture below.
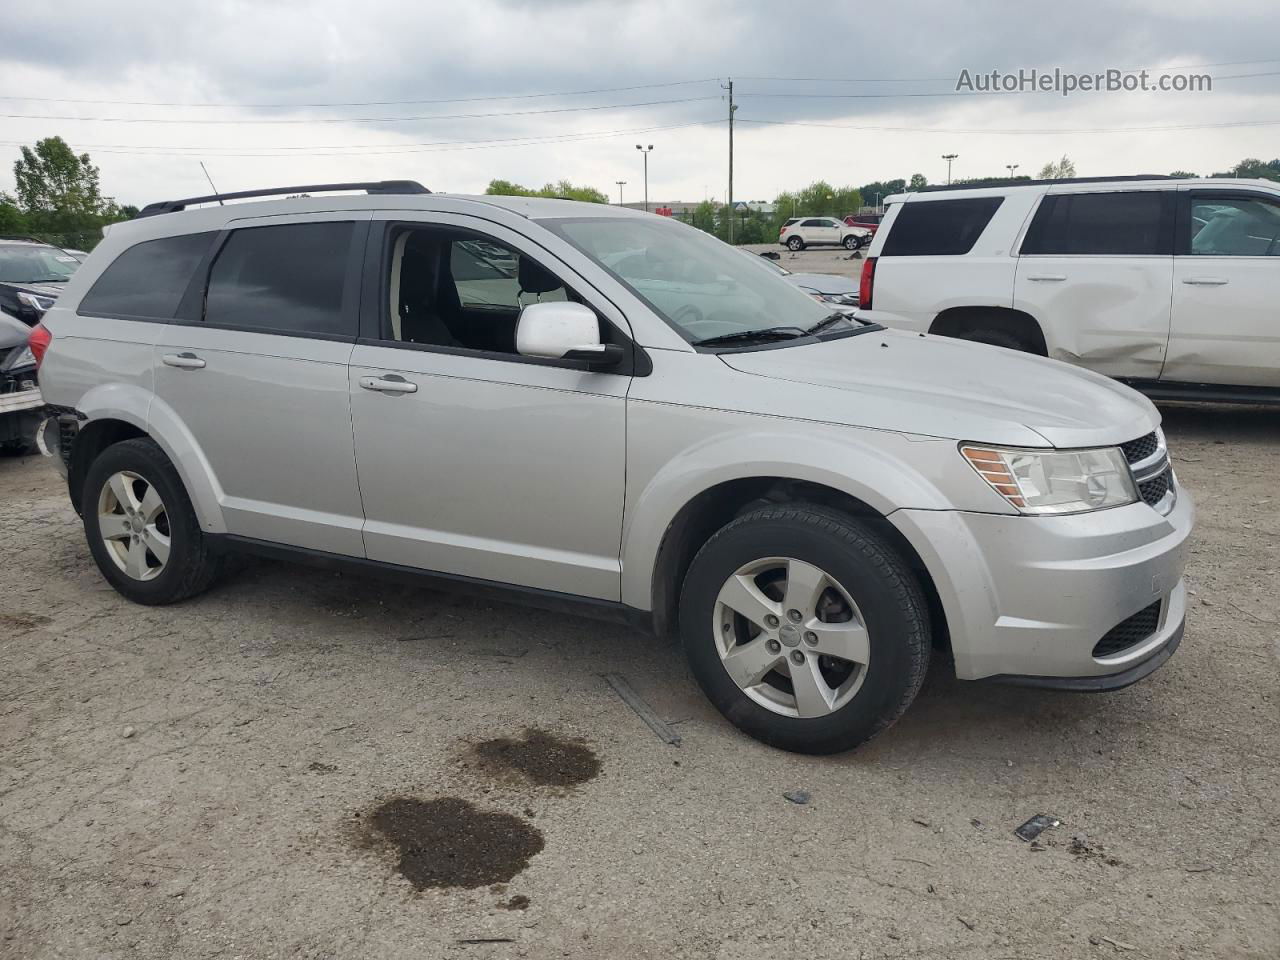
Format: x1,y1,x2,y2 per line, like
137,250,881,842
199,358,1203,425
77,381,228,534
619,420,981,611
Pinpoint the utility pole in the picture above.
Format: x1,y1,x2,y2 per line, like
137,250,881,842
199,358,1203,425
942,153,958,184
615,181,626,205
635,144,653,213
723,78,736,243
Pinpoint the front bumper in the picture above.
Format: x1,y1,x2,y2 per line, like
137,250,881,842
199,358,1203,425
894,482,1194,683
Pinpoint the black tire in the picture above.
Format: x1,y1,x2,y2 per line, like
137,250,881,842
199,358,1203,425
787,236,804,251
81,437,223,605
962,327,1033,352
679,503,930,754
843,235,858,250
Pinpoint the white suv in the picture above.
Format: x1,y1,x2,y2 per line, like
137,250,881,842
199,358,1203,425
857,176,1280,401
31,181,1192,754
779,217,869,251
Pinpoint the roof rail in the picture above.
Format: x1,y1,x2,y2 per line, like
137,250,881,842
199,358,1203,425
135,180,430,218
918,174,1184,193
0,234,47,244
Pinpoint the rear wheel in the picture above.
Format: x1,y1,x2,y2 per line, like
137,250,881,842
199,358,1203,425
962,326,1034,352
82,438,222,605
787,236,804,251
679,504,931,754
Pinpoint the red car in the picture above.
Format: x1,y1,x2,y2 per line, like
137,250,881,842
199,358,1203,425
843,214,883,235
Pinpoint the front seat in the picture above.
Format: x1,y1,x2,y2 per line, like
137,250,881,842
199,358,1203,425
399,235,462,348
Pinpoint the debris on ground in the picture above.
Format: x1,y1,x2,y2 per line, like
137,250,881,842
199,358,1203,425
912,816,931,827
957,916,976,931
121,726,135,739
1014,814,1061,842
602,673,682,745
782,790,811,805
1089,934,1137,951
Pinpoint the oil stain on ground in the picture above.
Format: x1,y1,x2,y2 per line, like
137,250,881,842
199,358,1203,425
467,728,601,788
365,796,544,890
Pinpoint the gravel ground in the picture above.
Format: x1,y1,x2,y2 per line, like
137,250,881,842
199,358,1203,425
1,402,1277,960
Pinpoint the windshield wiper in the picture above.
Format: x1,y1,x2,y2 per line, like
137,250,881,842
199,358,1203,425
803,312,852,336
692,326,807,347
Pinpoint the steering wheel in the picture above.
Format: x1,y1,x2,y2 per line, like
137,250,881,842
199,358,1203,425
672,304,705,326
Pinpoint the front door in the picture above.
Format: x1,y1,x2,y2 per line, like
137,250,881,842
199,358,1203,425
1163,189,1280,388
154,213,370,556
348,214,631,599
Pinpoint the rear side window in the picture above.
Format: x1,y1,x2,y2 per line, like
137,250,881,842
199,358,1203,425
880,198,1003,256
205,222,356,337
1021,192,1173,255
800,219,827,227
79,232,216,319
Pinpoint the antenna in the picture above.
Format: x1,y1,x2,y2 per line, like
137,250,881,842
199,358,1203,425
199,162,224,205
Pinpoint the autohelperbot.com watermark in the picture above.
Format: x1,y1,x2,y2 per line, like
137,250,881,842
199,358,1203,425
956,68,1212,97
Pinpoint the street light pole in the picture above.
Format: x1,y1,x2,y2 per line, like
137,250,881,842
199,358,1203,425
615,181,626,205
635,144,654,213
942,153,958,184
1006,163,1019,179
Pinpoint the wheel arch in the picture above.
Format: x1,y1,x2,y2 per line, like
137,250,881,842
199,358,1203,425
929,306,1047,355
641,475,949,655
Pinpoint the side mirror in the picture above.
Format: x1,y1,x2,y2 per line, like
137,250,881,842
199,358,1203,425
516,301,624,368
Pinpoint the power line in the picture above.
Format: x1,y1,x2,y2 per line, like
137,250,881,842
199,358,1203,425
0,119,724,158
0,96,718,125
738,116,1280,135
0,78,719,109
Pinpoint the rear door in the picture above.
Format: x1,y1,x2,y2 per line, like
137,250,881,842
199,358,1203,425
1014,189,1174,379
1163,188,1280,387
154,212,370,556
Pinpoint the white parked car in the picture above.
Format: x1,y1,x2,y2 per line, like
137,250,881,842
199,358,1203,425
779,216,869,251
857,176,1280,401
32,181,1191,754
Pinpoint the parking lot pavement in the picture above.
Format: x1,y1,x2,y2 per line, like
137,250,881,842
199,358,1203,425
741,241,865,282
1,405,1276,960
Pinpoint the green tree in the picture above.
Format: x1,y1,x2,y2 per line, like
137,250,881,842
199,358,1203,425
1038,155,1077,179
858,179,907,210
484,178,608,203
0,196,29,236
1211,158,1280,182
8,136,130,249
1169,170,1198,179
909,173,928,190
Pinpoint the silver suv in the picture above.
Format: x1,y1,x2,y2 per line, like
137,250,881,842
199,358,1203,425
33,181,1193,754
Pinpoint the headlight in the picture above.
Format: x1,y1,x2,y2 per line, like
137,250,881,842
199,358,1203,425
0,345,35,372
17,292,55,314
961,444,1138,515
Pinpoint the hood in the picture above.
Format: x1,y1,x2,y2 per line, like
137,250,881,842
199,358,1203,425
0,311,29,350
719,328,1160,448
2,279,68,299
785,272,859,296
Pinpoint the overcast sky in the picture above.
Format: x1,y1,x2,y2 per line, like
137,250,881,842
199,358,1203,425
1,0,1277,209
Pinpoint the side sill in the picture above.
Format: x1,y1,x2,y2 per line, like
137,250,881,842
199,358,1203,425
208,534,655,632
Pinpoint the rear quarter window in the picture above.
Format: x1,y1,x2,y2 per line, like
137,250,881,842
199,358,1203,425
880,197,1004,256
78,232,217,320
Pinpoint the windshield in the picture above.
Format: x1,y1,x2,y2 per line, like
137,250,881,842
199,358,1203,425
542,216,832,343
0,245,79,283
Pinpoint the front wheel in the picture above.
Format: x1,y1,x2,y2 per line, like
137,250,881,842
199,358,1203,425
787,236,804,251
843,235,859,250
82,437,223,605
679,504,931,754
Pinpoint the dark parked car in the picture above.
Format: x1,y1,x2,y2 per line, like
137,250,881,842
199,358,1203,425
0,236,80,326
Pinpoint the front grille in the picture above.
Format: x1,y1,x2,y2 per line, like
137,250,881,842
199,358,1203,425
1138,472,1170,507
1121,432,1159,464
1093,601,1162,658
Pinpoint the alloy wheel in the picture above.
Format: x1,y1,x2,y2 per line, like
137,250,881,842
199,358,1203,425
97,471,171,581
713,556,869,718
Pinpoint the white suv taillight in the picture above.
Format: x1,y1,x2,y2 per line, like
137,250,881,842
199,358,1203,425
28,323,52,369
858,257,877,310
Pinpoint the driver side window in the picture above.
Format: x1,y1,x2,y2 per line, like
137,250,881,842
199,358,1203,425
1188,196,1280,257
385,227,572,354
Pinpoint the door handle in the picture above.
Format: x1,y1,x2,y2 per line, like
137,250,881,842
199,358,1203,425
1026,274,1067,282
1182,277,1229,286
359,375,418,394
162,352,206,370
